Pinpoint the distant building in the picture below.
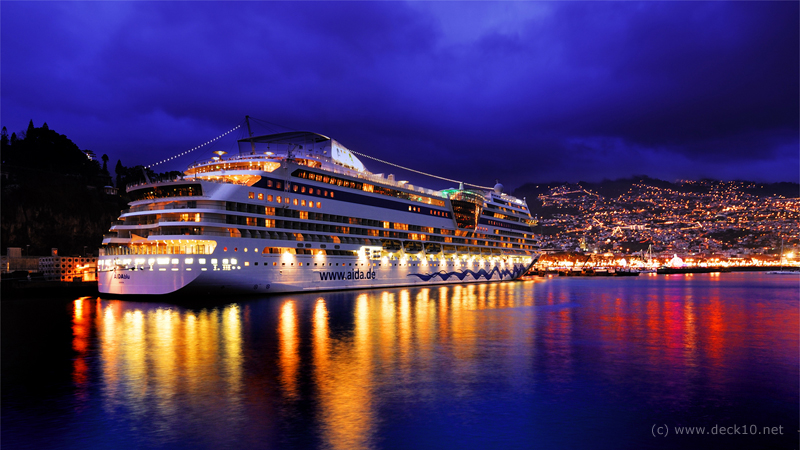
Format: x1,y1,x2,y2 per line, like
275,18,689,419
39,256,97,281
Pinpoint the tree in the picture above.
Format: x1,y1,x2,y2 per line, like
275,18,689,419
101,154,109,173
24,119,34,140
115,159,125,187
1,126,8,149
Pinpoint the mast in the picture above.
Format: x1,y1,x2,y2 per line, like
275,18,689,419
245,115,256,154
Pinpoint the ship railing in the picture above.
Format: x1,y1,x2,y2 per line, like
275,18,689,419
148,229,231,237
157,216,228,224
127,158,446,198
320,164,446,198
187,153,285,169
125,202,227,214
126,175,186,190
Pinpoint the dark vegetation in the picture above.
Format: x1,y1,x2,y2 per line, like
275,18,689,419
1,121,178,256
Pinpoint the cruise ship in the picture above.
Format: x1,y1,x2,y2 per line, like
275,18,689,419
98,125,540,295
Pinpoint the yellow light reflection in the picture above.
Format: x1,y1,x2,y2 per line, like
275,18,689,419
314,293,375,450
278,300,299,400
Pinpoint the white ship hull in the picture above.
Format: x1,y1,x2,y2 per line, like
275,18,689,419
99,238,534,296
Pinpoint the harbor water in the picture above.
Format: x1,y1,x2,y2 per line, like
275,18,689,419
2,273,798,449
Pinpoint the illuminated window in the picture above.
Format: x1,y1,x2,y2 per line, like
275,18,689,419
277,196,282,203
248,192,254,199
301,199,306,207
293,198,298,206
308,202,314,209
293,185,298,192
316,202,321,208
244,262,249,266
330,192,334,198
276,182,282,189
258,193,264,200
324,191,328,197
224,247,228,252
234,248,238,252
285,197,290,204
301,186,306,193
267,180,273,187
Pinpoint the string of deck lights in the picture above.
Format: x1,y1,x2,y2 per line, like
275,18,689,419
348,149,493,191
145,125,241,169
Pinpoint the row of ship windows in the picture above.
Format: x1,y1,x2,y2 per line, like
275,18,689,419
222,244,530,256
137,199,530,241
248,189,450,218
221,206,530,241
249,261,499,267
105,256,519,267
247,193,327,208
113,260,507,272
293,169,447,207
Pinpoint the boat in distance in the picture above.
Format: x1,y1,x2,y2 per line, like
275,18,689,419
98,121,540,295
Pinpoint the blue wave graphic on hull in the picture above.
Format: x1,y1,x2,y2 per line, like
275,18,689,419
408,264,529,282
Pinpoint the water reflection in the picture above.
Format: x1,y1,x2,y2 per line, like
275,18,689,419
278,300,299,400
54,275,798,449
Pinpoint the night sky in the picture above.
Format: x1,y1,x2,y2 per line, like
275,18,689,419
2,2,798,190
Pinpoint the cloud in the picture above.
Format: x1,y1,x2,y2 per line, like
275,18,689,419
1,1,797,187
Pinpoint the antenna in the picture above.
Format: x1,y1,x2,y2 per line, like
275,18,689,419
141,166,151,184
245,115,256,154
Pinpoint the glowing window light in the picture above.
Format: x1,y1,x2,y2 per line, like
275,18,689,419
185,258,194,264
171,259,179,264
231,258,237,265
157,258,170,265
199,258,206,264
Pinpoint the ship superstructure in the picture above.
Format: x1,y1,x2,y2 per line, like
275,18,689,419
99,126,539,295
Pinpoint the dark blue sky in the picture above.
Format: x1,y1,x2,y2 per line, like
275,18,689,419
2,2,798,190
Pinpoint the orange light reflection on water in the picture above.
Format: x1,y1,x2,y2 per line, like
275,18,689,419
75,276,795,449
278,300,299,400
